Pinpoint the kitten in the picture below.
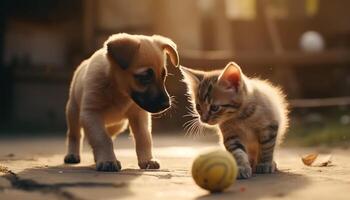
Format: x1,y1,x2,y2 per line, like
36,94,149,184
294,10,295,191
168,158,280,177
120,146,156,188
180,62,289,179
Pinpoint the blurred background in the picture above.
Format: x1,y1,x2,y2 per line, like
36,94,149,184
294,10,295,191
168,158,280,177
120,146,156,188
0,0,349,146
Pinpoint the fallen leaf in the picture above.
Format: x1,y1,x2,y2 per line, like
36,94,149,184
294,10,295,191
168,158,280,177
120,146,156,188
302,153,318,166
301,154,333,167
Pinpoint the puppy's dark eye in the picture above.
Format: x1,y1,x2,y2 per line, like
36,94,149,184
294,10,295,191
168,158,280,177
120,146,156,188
134,69,154,85
210,105,220,113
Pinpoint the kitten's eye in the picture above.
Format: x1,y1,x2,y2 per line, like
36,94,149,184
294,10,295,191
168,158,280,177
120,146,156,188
210,105,220,113
196,103,201,112
134,68,154,85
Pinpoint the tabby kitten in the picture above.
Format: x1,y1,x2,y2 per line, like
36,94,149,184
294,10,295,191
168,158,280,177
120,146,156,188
180,62,288,179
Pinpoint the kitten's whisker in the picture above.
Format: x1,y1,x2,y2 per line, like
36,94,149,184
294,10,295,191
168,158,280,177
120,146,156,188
183,121,194,130
184,118,199,137
183,118,197,129
197,120,204,136
183,120,196,132
183,113,196,119
199,123,205,136
183,113,197,118
187,117,205,137
193,123,200,137
184,106,198,117
194,121,200,137
185,122,195,136
183,117,203,138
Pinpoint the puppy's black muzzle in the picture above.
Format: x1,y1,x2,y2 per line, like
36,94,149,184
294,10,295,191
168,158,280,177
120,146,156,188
131,88,170,113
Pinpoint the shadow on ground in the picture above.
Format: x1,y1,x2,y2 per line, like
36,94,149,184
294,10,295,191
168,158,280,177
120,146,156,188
197,170,310,200
2,164,152,200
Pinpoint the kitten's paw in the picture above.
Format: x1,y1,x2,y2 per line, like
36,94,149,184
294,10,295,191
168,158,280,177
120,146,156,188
139,159,160,169
64,154,80,164
237,166,252,179
255,161,277,174
96,160,122,172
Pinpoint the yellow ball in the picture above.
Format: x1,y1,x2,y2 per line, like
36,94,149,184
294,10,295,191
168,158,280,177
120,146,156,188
191,149,238,192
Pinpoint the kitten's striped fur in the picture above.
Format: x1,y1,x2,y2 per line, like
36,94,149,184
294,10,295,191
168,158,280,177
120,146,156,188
180,62,289,179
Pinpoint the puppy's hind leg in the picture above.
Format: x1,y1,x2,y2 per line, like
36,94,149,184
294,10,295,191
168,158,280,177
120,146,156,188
64,100,82,164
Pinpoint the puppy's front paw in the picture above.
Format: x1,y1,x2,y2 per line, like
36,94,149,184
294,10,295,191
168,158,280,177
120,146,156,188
255,161,277,174
237,165,252,179
64,154,80,164
138,159,160,169
96,160,122,172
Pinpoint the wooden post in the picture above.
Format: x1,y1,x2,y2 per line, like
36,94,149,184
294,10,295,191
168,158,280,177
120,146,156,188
0,0,13,123
83,0,96,54
260,0,301,98
199,0,235,53
215,0,235,53
199,0,216,50
0,1,7,121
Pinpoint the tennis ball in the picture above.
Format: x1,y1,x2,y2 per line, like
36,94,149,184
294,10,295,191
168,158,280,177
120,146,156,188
191,149,238,192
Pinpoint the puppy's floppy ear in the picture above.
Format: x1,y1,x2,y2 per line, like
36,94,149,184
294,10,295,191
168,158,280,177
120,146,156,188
153,35,179,67
106,34,141,69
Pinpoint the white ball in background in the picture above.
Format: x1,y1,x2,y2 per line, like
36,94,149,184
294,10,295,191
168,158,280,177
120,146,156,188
299,31,325,52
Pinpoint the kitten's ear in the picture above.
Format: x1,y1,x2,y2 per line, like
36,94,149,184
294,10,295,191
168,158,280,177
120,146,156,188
106,34,141,69
218,62,242,90
180,66,204,85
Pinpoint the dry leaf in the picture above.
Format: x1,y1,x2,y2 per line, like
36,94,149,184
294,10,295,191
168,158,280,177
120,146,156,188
301,153,333,167
302,153,318,166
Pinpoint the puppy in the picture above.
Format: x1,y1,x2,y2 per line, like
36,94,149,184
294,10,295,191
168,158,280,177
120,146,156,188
64,33,179,171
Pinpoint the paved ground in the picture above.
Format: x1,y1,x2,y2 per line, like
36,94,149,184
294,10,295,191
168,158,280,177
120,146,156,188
0,134,349,200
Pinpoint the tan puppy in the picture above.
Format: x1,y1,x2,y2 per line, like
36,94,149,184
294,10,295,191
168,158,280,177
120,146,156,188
64,33,179,171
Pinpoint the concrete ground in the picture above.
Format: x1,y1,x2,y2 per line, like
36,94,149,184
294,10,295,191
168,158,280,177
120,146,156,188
0,134,349,200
